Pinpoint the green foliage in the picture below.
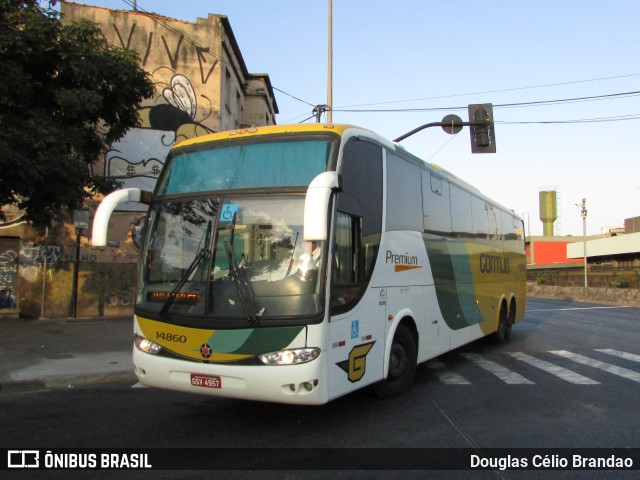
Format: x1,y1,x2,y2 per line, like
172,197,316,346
0,0,154,226
614,273,638,289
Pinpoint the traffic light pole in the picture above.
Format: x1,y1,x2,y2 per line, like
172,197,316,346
393,104,496,154
394,120,481,142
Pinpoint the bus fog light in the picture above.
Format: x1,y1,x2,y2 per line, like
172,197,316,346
259,347,320,366
135,335,162,355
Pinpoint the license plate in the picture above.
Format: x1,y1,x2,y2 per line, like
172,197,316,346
190,373,221,389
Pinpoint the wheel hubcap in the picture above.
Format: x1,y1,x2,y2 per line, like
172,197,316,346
388,344,407,380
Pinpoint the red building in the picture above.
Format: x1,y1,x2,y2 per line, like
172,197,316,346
526,236,585,267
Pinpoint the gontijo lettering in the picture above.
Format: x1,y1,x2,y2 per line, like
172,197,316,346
479,253,510,274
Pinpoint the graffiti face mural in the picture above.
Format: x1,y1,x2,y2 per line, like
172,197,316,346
105,74,213,211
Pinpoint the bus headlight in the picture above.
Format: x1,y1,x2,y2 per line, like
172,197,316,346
134,335,162,355
259,347,320,366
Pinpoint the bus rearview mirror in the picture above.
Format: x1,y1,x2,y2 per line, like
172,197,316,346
92,188,151,246
304,172,342,241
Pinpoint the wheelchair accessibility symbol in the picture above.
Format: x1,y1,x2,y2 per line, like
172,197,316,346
351,320,359,339
221,203,238,222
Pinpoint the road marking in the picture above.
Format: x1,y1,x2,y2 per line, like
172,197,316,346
527,306,632,312
549,350,640,383
460,353,534,384
131,382,148,389
595,349,640,364
426,360,471,384
507,352,599,384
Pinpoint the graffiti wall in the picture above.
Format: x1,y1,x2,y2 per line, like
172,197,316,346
0,238,19,311
0,5,276,319
106,74,214,210
0,214,142,318
61,3,235,209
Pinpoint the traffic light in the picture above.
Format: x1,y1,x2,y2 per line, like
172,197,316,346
468,103,496,153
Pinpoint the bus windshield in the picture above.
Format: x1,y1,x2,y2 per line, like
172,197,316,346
156,138,334,195
138,196,325,325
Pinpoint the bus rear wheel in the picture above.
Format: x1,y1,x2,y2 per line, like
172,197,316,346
373,324,417,398
506,301,516,339
492,304,508,344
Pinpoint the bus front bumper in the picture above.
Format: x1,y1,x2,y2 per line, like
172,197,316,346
133,347,329,405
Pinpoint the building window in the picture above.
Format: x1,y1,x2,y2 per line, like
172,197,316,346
225,69,233,114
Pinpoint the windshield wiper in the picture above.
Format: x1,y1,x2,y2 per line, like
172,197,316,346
284,231,299,278
224,212,260,325
159,220,212,319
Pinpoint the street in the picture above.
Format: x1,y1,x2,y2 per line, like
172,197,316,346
2,297,640,479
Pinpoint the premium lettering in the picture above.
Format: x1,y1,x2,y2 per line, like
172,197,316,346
386,250,418,266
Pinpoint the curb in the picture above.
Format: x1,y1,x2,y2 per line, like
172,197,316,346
0,380,47,394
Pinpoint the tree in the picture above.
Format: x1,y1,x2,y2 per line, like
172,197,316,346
0,0,155,226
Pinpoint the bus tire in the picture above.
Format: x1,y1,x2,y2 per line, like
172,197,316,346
506,301,515,339
492,304,508,344
373,323,417,398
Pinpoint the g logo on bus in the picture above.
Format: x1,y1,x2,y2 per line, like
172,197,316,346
200,344,213,358
336,341,375,383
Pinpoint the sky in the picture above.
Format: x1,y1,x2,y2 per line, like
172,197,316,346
65,0,640,237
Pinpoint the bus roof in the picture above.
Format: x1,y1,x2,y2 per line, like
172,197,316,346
172,123,520,219
173,123,363,149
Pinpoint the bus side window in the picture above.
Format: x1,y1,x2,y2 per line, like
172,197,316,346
331,212,362,309
330,138,382,314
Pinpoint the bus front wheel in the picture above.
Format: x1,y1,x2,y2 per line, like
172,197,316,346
373,323,417,398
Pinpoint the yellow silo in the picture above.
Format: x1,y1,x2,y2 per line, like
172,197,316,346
539,190,557,236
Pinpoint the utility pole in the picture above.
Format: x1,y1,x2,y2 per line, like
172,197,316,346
578,198,588,288
327,0,333,123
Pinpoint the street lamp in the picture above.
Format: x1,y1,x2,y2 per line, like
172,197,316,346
70,209,89,317
576,199,588,288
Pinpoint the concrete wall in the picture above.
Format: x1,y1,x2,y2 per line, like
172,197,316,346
527,282,640,307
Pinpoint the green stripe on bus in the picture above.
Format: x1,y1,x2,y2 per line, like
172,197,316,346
424,236,478,330
211,326,305,355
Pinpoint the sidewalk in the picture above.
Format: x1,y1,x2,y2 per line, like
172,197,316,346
0,316,136,393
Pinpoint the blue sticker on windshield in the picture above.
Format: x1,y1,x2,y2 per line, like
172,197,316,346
221,203,238,223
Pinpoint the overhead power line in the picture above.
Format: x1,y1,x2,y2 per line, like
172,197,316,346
498,113,640,125
337,73,640,109
117,0,639,122
332,91,640,114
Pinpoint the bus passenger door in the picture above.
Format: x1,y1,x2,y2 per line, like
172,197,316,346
327,212,386,400
326,135,384,401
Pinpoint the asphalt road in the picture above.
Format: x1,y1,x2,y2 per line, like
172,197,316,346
2,297,639,480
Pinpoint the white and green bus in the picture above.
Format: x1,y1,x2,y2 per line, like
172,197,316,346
93,123,526,405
